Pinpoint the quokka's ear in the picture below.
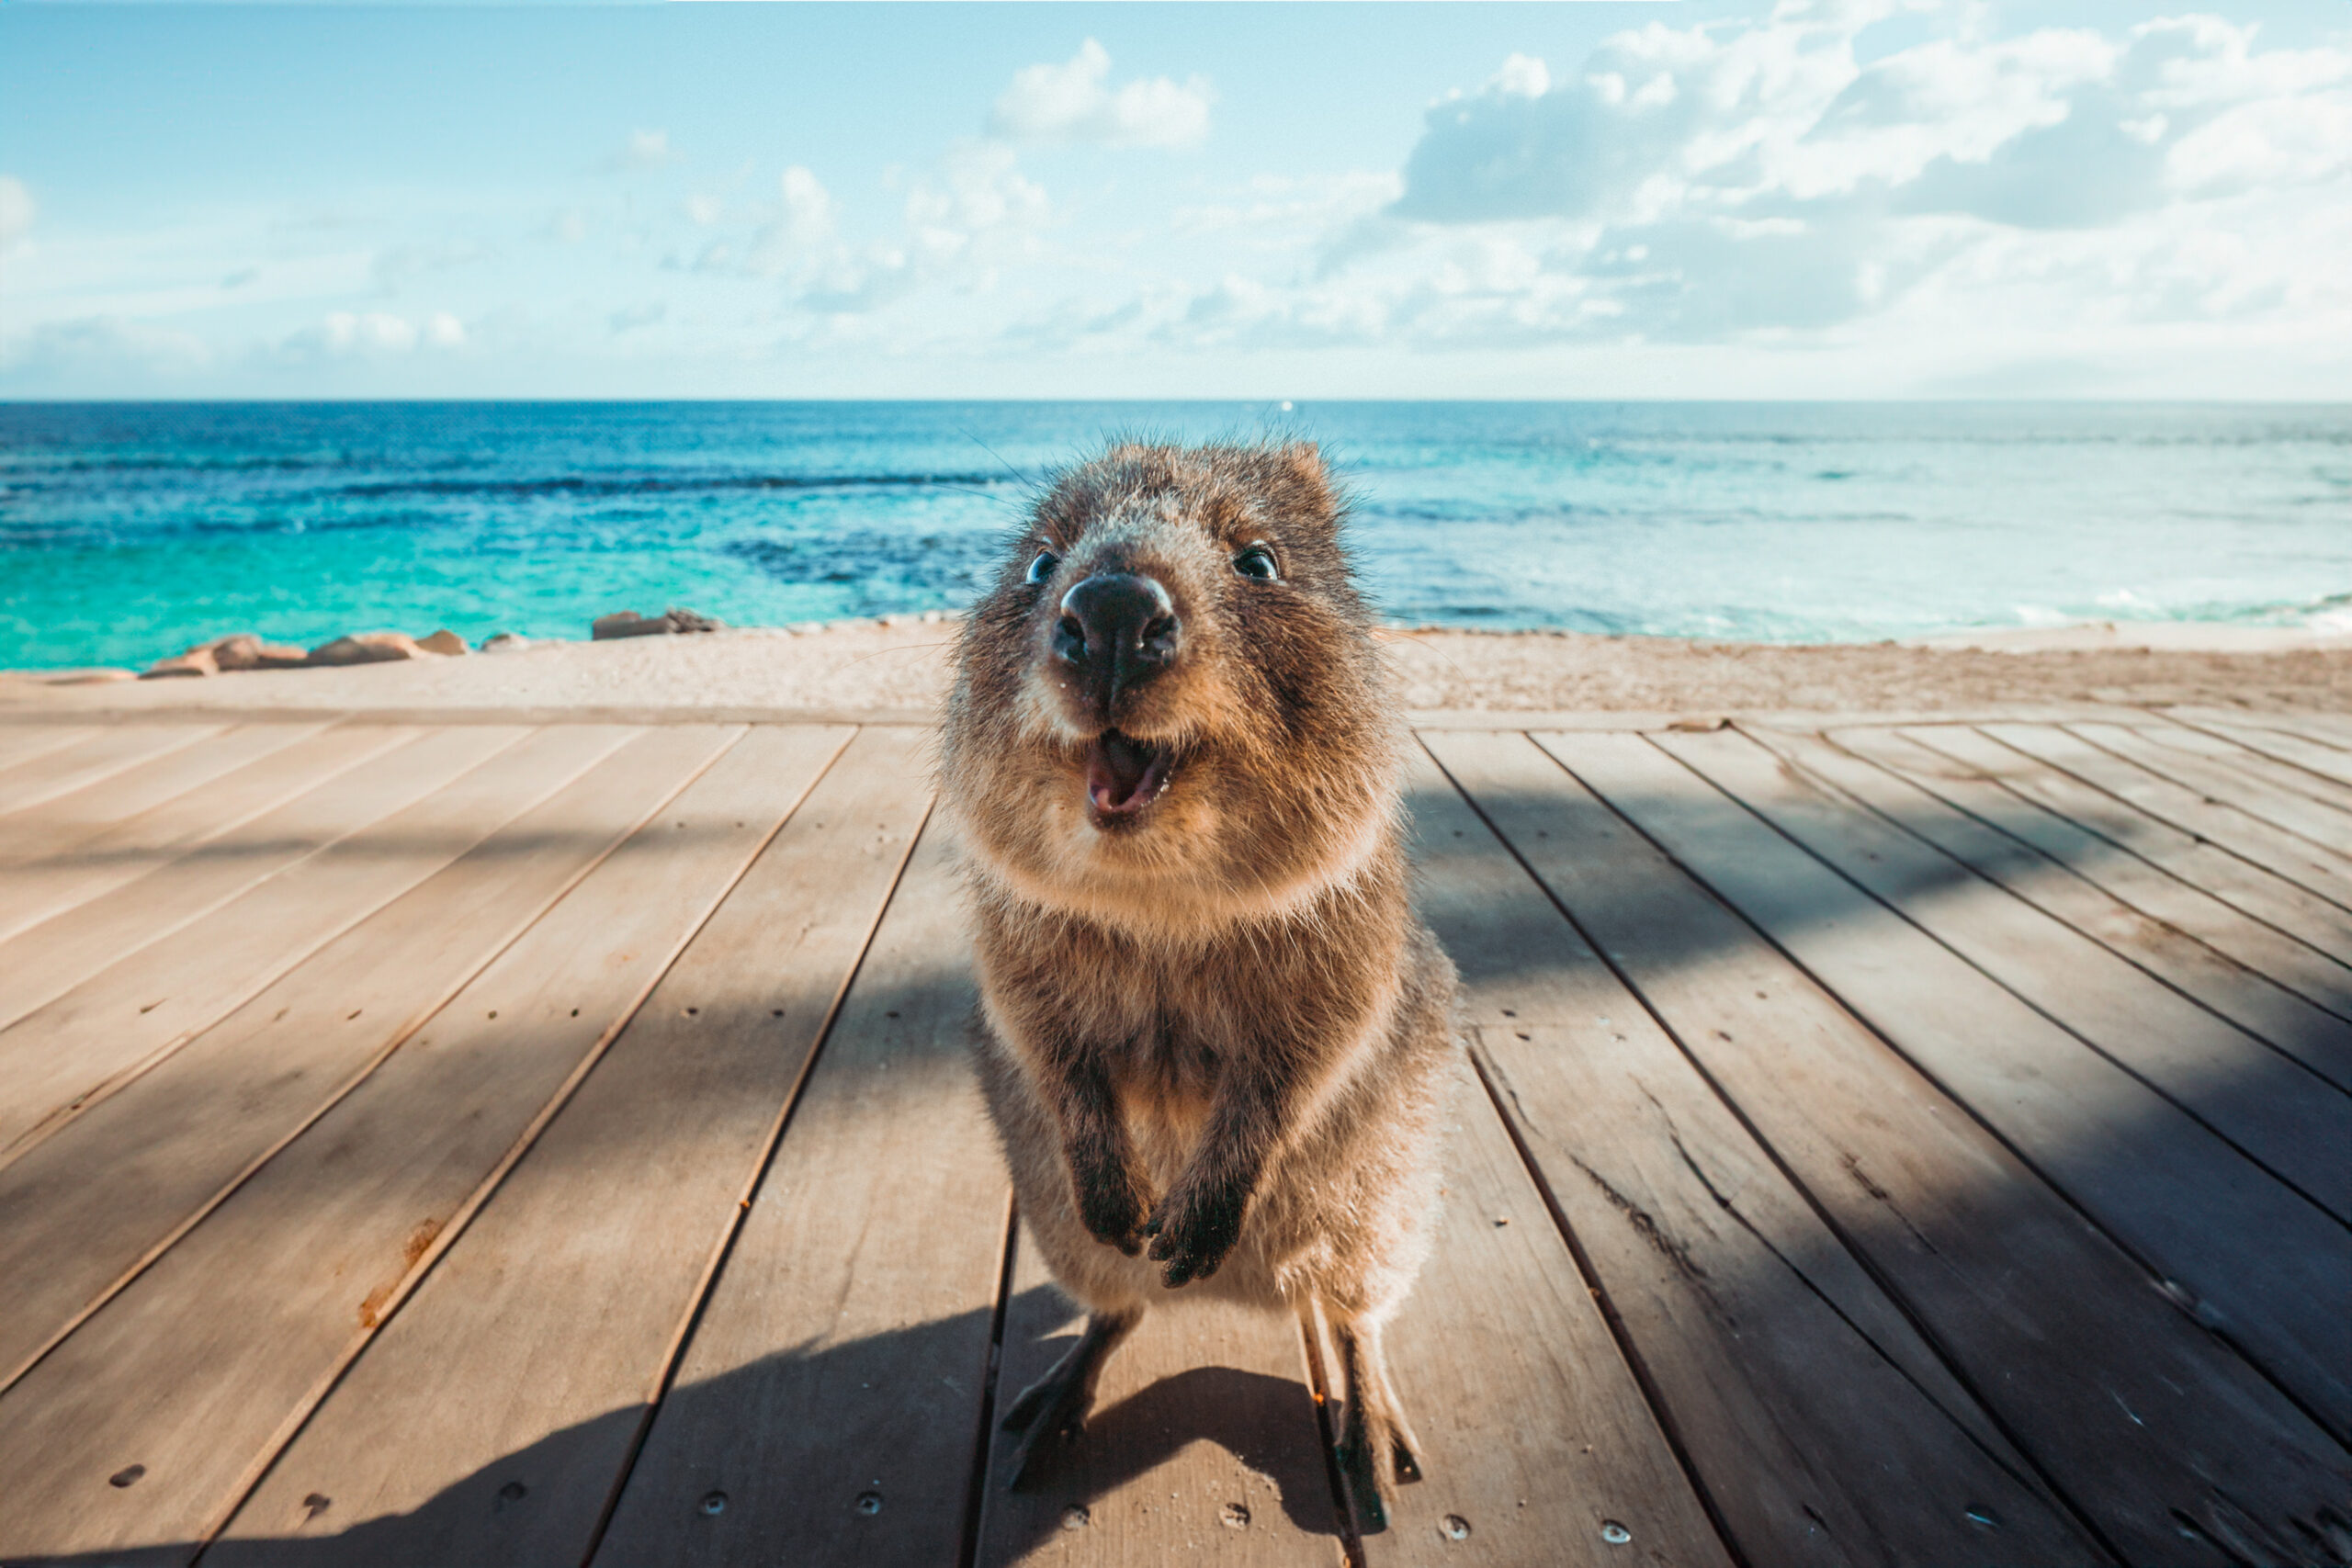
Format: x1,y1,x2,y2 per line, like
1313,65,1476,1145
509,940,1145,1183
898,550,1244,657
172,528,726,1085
1281,441,1326,482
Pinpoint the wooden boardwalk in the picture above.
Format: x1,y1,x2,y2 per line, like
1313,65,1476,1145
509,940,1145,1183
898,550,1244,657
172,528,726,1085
0,705,2347,1566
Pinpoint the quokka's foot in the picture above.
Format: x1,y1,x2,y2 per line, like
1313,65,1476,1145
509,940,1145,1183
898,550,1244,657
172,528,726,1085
998,1308,1137,1490
1336,1425,1423,1535
1326,1312,1423,1535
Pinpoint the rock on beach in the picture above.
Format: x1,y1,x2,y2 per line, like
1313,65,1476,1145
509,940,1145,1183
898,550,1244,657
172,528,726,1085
592,607,724,640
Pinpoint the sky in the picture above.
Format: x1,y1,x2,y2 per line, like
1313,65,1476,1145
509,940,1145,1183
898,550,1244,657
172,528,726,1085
2,0,2348,400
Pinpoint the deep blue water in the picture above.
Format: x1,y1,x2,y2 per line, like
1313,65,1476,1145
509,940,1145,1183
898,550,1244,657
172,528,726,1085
1,400,2346,670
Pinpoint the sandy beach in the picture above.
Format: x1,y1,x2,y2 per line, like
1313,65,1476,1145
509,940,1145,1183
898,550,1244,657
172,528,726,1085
5,617,2346,725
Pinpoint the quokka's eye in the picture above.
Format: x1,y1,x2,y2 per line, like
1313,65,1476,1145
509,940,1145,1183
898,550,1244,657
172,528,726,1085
1232,545,1279,581
1025,550,1059,584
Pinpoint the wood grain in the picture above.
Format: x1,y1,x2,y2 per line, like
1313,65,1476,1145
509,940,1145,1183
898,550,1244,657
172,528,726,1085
0,725,558,1156
2074,723,2352,857
591,825,1011,1568
1910,723,2352,968
1550,729,2352,1444
2138,719,2352,812
974,1226,1342,1568
0,724,685,1391
2165,710,2352,792
1833,725,2352,1079
211,728,945,1568
0,722,100,775
1436,728,2352,1565
1408,747,2099,1567
1988,724,2352,913
0,724,439,1035
0,721,325,871
1671,726,2352,1220
0,722,223,817
0,725,786,1563
0,722,385,944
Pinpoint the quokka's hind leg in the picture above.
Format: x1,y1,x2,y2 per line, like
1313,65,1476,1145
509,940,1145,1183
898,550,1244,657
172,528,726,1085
998,1306,1140,1489
1328,1311,1424,1533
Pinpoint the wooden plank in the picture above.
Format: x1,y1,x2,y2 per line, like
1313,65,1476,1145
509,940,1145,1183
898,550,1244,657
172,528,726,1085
2078,722,2352,850
1539,730,2352,1443
975,1224,1343,1568
1831,726,2352,1089
0,726,795,1563
211,728,938,1567
0,722,225,817
0,726,558,1156
2165,710,2352,791
0,725,447,1037
0,722,100,774
1904,723,2352,971
1425,728,2352,1563
0,723,391,945
1407,750,2102,1567
2138,719,2352,812
0,724,684,1390
590,826,1010,1568
1357,1066,1739,1568
1671,727,2352,1220
0,721,328,870
1987,723,2352,912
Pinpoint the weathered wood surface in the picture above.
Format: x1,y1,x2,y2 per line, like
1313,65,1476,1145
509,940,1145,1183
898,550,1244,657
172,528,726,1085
2169,708,2352,791
0,722,222,817
1,708,2346,1567
214,727,930,1567
2141,717,2352,812
0,724,667,1388
1671,726,2352,1220
1831,725,2352,1086
0,725,771,1561
1905,722,2352,969
0,721,325,874
1408,751,2100,1567
592,824,1011,1568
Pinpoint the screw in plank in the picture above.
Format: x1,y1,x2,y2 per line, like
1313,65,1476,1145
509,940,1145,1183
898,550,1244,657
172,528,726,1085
1441,1515,1472,1540
1600,1520,1633,1544
699,1491,728,1517
1060,1505,1091,1529
854,1490,884,1516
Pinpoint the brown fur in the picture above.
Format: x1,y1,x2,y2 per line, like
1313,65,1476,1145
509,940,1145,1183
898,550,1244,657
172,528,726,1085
939,440,1461,1515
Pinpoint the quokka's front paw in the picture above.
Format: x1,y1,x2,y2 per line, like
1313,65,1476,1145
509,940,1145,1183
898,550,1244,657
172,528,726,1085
1074,1165,1151,1256
1141,1184,1245,1286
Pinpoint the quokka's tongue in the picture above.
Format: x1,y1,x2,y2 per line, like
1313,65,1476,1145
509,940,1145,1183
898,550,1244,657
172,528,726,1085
1087,730,1161,813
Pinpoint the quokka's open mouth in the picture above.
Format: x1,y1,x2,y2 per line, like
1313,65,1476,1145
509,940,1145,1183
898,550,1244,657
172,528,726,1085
1085,729,1173,818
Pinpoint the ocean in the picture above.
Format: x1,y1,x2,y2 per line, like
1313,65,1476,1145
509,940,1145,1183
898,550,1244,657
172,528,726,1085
1,400,2346,671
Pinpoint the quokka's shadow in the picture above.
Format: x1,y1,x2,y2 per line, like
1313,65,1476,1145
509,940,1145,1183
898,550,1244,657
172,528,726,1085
13,1288,1341,1568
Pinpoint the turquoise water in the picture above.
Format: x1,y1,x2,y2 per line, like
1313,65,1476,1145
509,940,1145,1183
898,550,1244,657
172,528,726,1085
1,400,2346,671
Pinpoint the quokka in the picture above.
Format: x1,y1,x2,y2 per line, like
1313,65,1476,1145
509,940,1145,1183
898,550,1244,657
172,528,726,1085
939,439,1461,1526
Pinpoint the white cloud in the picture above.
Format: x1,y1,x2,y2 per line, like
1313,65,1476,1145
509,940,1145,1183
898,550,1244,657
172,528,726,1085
613,129,677,171
1488,54,1550,100
684,193,724,226
1340,8,2352,344
0,175,33,252
282,310,423,360
424,311,466,347
908,142,1046,234
989,39,1214,149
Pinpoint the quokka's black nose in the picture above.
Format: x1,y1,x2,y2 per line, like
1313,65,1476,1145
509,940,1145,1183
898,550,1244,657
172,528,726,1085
1056,572,1182,708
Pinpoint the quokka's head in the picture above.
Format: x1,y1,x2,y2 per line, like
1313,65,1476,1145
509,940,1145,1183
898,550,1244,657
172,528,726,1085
942,440,1402,934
